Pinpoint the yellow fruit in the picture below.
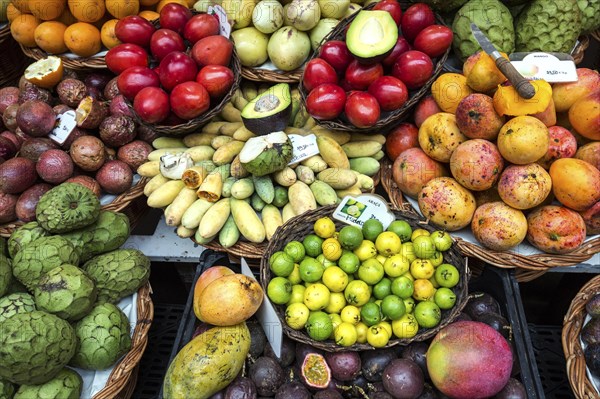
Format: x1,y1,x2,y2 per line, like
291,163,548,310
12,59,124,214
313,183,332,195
34,21,68,54
11,0,30,13
6,3,21,22
100,19,121,49
53,6,77,25
379,321,392,337
156,0,187,13
140,0,160,5
322,266,349,293
334,322,358,347
353,240,377,261
29,0,66,20
68,0,105,22
392,313,419,339
324,292,346,314
23,55,64,89
10,14,41,47
431,73,473,114
138,9,159,19
375,231,401,256
367,324,390,348
340,305,361,325
322,238,343,261
64,22,101,57
106,0,139,18
413,278,435,301
314,216,336,238
355,322,368,343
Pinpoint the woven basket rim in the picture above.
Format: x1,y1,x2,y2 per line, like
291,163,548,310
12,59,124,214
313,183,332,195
0,176,149,238
20,44,107,70
259,204,471,352
562,275,600,399
0,33,29,87
241,66,303,83
92,282,154,399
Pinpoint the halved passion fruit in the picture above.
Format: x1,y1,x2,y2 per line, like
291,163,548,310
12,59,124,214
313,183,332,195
24,56,64,89
75,96,109,130
301,353,332,389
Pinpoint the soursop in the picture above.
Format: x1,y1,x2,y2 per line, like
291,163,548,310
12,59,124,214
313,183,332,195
82,249,150,304
452,0,515,61
0,238,6,257
410,0,469,12
12,236,80,291
239,132,294,176
0,255,10,297
14,368,82,399
0,379,14,399
515,0,581,53
0,292,36,323
0,311,77,385
36,183,101,234
34,264,97,321
7,221,49,258
70,303,132,370
62,210,130,262
576,0,600,34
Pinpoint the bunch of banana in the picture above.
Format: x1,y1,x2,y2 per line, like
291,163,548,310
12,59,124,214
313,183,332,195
136,82,385,249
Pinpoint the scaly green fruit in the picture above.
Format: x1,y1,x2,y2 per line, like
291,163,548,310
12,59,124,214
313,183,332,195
0,292,36,323
7,221,49,258
36,183,101,233
14,368,82,399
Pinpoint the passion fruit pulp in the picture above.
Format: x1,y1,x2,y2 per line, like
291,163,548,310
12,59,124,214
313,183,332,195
301,353,331,389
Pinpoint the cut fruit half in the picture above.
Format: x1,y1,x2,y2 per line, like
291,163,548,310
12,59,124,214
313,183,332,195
24,56,64,89
346,10,398,64
239,131,293,176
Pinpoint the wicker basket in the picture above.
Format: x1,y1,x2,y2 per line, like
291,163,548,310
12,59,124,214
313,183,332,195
20,45,107,70
562,275,600,399
92,282,154,399
0,29,30,87
298,2,450,134
572,35,590,65
0,177,149,238
241,66,303,83
259,204,471,352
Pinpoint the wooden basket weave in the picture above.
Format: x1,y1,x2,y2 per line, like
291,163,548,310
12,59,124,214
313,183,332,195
0,30,29,87
241,66,303,83
259,204,471,352
93,282,154,399
20,45,107,70
562,275,600,399
298,2,450,135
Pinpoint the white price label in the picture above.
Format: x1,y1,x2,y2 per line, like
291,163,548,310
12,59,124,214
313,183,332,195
49,110,76,145
510,52,577,82
288,134,319,165
208,5,231,39
333,194,395,229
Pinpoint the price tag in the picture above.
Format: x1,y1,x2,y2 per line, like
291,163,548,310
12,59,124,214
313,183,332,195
48,110,76,145
208,5,231,39
332,194,395,230
288,134,319,165
509,52,577,82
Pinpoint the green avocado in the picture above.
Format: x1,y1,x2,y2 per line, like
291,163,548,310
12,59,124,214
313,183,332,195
241,83,292,136
346,10,398,63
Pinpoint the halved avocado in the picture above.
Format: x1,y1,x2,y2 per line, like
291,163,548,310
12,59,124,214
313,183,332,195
346,10,398,64
241,83,292,135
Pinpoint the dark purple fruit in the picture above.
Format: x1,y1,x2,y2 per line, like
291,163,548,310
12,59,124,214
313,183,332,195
19,138,59,162
264,335,295,367
370,392,394,399
16,100,56,137
0,157,37,194
464,292,501,320
455,312,472,322
382,359,424,399
85,73,113,92
99,115,137,147
57,79,87,108
15,183,52,222
494,377,527,399
586,294,600,318
417,383,439,399
585,342,600,376
401,342,429,379
104,77,120,100
368,381,386,394
224,376,256,399
249,356,284,397
3,104,19,132
274,382,311,399
361,348,397,382
478,313,511,341
208,391,224,399
0,192,18,223
295,343,323,368
325,351,361,382
581,318,600,346
0,136,17,159
314,389,343,399
18,85,52,104
247,319,267,359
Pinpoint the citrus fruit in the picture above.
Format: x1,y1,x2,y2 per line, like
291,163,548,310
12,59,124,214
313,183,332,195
400,242,417,263
434,287,457,310
23,56,64,89
373,277,392,299
391,276,414,299
402,271,415,282
285,302,310,330
376,254,388,265
335,322,358,346
267,276,292,305
106,0,140,19
391,313,419,339
430,251,444,267
360,302,381,327
381,295,406,321
435,264,460,288
303,283,331,311
270,251,295,277
431,230,453,251
138,9,160,20
329,313,343,339
306,311,333,341
379,321,393,337
288,264,302,285
322,266,349,293
34,21,68,54
353,240,377,261
140,0,160,5
11,0,29,13
383,254,410,278
410,259,435,279
338,225,364,250
64,22,102,57
429,276,440,289
288,284,306,305
322,237,343,261
284,240,306,263
375,231,402,256
357,258,385,285
413,279,435,301
387,220,412,242
411,228,430,240
69,0,105,22
10,14,41,47
414,301,441,328
100,18,121,49
344,280,371,307
6,3,21,23
367,324,390,348
412,235,436,259
362,219,384,241
325,292,347,314
403,297,415,313
338,251,360,274
355,322,368,343
156,0,189,13
340,305,361,325
303,234,324,257
299,257,325,283
29,0,66,20
314,216,336,238
316,254,336,268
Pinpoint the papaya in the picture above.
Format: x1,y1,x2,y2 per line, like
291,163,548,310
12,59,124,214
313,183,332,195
163,323,251,399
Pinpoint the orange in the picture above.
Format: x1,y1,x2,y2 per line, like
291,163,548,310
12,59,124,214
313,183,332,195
156,0,188,13
6,3,22,22
11,0,30,13
34,21,68,54
29,0,66,20
100,18,121,49
138,9,159,20
68,0,105,23
64,22,101,57
10,14,41,47
139,0,160,6
106,0,139,19
24,56,64,89
53,6,77,25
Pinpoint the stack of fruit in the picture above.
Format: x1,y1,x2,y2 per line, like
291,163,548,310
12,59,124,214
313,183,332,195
301,2,453,129
264,214,467,349
390,55,600,256
0,181,151,397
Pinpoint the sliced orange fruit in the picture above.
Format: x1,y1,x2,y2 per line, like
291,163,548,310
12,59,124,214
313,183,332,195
24,56,64,89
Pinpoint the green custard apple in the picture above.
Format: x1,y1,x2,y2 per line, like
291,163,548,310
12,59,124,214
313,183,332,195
14,368,82,399
0,292,36,323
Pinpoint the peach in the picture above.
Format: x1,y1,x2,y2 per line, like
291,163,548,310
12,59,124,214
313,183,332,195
471,201,528,251
417,176,476,231
450,139,504,191
552,68,600,112
497,116,549,165
537,126,577,169
569,90,600,140
575,142,600,170
550,158,600,211
413,95,442,128
526,205,586,254
392,147,448,198
497,163,552,210
418,112,467,163
455,93,505,140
